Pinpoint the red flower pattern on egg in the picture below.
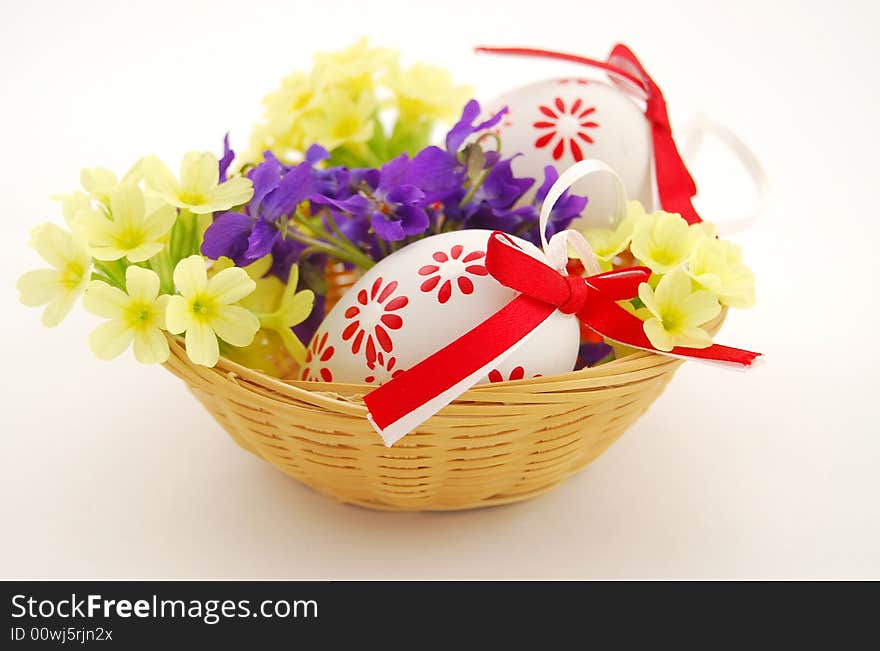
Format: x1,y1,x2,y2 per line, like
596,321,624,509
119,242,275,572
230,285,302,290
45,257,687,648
487,366,542,383
418,244,488,304
533,96,599,161
341,276,408,367
364,352,405,385
301,331,335,382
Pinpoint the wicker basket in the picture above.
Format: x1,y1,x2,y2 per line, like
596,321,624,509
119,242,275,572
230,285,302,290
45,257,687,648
162,304,725,511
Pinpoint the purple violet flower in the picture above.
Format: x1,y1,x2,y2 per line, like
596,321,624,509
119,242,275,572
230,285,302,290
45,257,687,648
368,155,429,241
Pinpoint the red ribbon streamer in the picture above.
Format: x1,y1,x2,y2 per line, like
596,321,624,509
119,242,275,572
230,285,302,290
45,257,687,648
365,233,761,434
474,44,703,224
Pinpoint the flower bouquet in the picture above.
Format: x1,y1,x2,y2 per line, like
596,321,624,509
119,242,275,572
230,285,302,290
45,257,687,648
18,40,760,510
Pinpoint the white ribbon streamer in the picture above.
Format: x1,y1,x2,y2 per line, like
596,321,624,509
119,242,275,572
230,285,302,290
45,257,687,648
679,113,769,236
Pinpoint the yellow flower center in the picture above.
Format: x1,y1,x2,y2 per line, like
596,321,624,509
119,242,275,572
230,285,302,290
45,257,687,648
189,293,217,321
292,91,313,112
124,301,158,330
61,262,85,290
660,308,685,333
649,245,680,267
332,117,360,140
115,226,145,251
180,191,207,206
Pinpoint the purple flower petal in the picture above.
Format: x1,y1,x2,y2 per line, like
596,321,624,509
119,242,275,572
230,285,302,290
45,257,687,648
311,193,371,218
201,212,254,265
386,184,424,206
262,161,312,220
218,133,234,183
371,213,406,241
379,154,411,189
445,100,508,153
248,155,282,213
536,166,559,204
409,146,462,194
305,144,330,165
243,218,278,263
396,204,430,235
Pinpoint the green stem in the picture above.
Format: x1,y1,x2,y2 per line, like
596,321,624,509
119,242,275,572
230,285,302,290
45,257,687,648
149,248,175,294
93,260,127,290
280,226,375,270
460,169,489,207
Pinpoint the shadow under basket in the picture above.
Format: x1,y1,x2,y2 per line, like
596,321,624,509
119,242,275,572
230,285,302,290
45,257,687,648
161,308,725,511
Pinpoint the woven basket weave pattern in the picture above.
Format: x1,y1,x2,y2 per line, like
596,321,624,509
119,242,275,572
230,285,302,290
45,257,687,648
162,310,723,510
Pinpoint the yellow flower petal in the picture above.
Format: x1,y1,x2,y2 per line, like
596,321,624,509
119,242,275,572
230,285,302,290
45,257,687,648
279,287,314,326
164,295,191,334
125,266,161,303
143,156,180,199
675,326,714,349
83,280,128,318
75,209,115,248
29,223,72,268
88,319,134,360
124,242,164,263
212,305,260,347
53,191,93,226
680,290,722,327
637,282,660,319
173,255,208,296
17,269,63,307
42,292,80,327
205,176,254,213
132,327,170,364
278,327,308,364
654,267,693,308
80,167,118,197
643,318,675,351
142,204,177,241
207,267,256,305
184,321,220,367
109,182,144,230
90,246,127,262
180,151,219,198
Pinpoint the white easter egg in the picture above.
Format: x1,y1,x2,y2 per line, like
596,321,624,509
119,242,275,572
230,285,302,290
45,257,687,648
487,78,653,227
301,230,579,386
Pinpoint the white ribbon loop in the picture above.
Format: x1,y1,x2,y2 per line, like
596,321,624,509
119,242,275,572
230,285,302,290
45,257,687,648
539,159,630,276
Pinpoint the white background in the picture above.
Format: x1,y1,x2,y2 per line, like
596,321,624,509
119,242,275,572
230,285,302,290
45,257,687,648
1,0,878,579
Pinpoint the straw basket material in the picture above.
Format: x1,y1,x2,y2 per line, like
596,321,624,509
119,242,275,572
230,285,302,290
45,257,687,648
162,284,726,511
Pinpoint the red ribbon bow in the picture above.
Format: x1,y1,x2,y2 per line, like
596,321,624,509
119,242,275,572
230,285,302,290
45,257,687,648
474,43,702,224
364,232,760,442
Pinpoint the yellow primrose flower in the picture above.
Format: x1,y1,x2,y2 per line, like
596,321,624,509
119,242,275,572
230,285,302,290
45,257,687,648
638,268,721,351
297,89,377,152
249,72,316,160
255,264,314,363
688,237,756,308
311,38,397,92
630,210,703,274
210,257,314,363
143,152,253,214
583,200,648,263
17,223,91,327
388,63,472,123
165,255,260,367
76,182,176,262
78,161,144,204
83,266,170,363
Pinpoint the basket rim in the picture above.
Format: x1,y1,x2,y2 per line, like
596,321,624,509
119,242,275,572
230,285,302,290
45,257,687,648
163,310,726,411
